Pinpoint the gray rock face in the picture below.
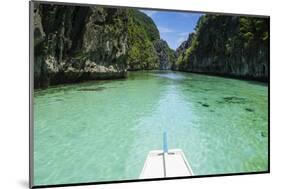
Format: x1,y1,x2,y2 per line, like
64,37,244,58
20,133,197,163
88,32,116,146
175,33,194,58
33,3,128,88
153,39,176,70
173,16,269,81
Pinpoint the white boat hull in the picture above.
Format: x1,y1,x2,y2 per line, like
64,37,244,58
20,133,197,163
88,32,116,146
140,149,193,179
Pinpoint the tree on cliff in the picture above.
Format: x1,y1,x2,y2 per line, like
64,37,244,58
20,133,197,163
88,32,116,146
174,14,269,81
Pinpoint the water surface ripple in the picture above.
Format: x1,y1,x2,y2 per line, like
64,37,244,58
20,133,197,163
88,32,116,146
34,71,268,185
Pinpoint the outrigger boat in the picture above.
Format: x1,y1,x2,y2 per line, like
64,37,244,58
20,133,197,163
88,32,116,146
140,132,193,179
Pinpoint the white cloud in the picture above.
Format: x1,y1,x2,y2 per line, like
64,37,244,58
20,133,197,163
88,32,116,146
178,32,188,37
158,26,175,33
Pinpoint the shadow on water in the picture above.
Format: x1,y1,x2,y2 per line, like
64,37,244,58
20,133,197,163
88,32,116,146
34,78,128,97
197,101,210,108
77,86,106,92
246,80,268,87
216,96,249,104
245,108,255,112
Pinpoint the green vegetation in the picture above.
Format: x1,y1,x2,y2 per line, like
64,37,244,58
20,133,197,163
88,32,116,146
127,9,160,70
174,15,269,81
35,3,269,88
127,9,176,70
34,4,176,88
164,42,177,68
129,10,160,41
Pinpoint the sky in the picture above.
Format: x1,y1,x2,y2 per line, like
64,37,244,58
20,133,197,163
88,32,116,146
140,9,202,50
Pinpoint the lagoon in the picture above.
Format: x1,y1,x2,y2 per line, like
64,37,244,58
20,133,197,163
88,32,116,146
34,71,268,185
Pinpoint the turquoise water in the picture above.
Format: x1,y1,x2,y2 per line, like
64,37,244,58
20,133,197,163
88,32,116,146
34,71,268,185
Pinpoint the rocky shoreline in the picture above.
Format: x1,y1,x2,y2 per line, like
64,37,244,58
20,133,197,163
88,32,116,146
33,3,269,89
33,3,176,88
177,70,269,83
173,15,269,82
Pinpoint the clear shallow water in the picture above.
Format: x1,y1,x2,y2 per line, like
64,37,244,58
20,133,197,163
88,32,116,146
34,71,268,185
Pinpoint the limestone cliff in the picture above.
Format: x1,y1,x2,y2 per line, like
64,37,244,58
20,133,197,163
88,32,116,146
33,3,176,88
153,39,176,70
33,3,128,88
127,10,176,70
173,15,269,81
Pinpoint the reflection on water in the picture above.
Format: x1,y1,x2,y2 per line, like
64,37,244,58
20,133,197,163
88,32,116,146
34,71,268,185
